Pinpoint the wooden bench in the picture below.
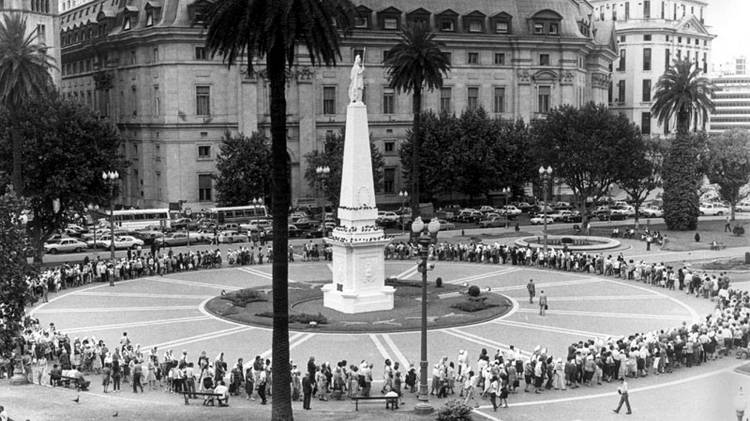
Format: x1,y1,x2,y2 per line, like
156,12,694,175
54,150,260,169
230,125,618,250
182,391,227,406
60,375,82,390
351,395,399,411
710,242,726,251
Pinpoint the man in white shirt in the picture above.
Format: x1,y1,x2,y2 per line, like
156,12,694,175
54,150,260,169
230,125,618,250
213,380,229,406
613,378,632,414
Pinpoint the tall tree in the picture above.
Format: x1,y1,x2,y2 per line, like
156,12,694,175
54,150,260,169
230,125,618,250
451,107,499,200
0,14,56,195
303,130,384,208
203,1,354,419
531,103,642,225
384,22,450,220
0,97,127,262
214,132,271,206
0,185,35,359
652,59,713,230
619,137,665,228
706,129,750,221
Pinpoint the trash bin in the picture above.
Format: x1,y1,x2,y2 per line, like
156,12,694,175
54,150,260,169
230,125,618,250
745,252,750,264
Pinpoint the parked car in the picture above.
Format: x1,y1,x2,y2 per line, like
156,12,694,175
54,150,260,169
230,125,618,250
437,219,456,231
529,215,554,225
266,224,304,238
64,224,88,237
611,205,635,217
239,219,271,233
217,231,248,243
44,238,88,254
377,211,399,223
639,206,664,218
553,201,573,210
172,218,199,231
478,216,509,228
478,205,497,214
562,210,583,223
88,235,144,249
157,232,191,247
513,202,534,213
498,205,522,218
456,209,483,223
548,210,571,222
293,217,320,229
699,203,730,216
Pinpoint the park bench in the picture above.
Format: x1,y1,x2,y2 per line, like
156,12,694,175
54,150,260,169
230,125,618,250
351,395,399,411
182,391,227,406
710,242,726,251
60,375,82,390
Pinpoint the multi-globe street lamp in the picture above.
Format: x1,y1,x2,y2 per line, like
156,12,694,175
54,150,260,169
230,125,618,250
316,166,330,238
411,216,440,414
398,189,409,235
538,166,553,254
102,171,119,284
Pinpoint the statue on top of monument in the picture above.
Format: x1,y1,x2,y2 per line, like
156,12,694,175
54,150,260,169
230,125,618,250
349,54,365,103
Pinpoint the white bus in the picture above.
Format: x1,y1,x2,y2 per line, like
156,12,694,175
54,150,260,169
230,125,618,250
207,205,268,224
95,208,172,230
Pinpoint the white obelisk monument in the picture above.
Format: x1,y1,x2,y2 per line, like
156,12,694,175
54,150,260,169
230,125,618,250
322,55,394,314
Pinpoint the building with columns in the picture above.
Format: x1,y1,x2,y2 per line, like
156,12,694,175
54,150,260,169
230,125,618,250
1,0,61,85
58,0,616,210
591,0,714,135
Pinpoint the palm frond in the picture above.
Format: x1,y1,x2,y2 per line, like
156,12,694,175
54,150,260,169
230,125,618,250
384,21,451,95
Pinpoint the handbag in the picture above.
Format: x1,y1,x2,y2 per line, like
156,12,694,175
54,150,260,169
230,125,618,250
545,304,549,310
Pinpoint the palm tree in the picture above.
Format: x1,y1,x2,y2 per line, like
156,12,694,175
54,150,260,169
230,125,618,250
651,58,713,230
651,58,713,134
203,1,353,419
384,22,450,221
0,14,55,194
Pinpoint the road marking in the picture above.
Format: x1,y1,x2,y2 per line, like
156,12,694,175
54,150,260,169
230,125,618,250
34,305,199,314
147,325,251,350
261,332,313,359
449,267,522,285
514,307,687,321
61,315,211,334
326,263,333,273
369,333,391,361
394,265,419,280
504,294,663,302
382,333,411,369
238,265,300,283
473,410,503,421
443,328,532,357
144,276,240,291
490,277,604,292
72,291,213,299
489,319,617,339
29,278,141,317
601,277,701,323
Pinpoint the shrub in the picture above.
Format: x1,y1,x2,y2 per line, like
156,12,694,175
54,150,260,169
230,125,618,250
385,278,423,288
451,300,497,313
561,237,574,244
734,225,745,236
436,399,474,421
255,311,328,325
467,285,480,297
223,289,267,307
435,277,443,288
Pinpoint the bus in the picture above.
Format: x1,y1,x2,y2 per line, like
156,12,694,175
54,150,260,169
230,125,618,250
94,208,172,230
207,205,268,225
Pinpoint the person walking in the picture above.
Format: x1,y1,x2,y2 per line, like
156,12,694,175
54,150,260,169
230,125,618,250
527,279,536,304
725,216,732,233
302,372,313,410
488,376,499,411
735,386,746,421
613,378,632,414
539,291,548,316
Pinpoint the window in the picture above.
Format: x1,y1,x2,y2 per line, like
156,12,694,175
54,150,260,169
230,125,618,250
123,16,131,30
198,145,211,158
382,88,395,114
643,48,652,71
152,47,159,62
677,50,681,60
467,87,479,110
612,8,617,21
661,1,665,19
665,49,671,69
703,53,708,73
468,52,479,64
643,1,650,18
608,81,613,103
493,87,505,113
620,35,626,42
618,49,626,71
352,48,364,62
130,50,136,65
618,80,626,103
152,85,160,115
540,54,550,66
196,85,210,115
443,52,451,65
494,53,505,65
549,23,558,35
384,141,395,153
440,18,455,32
642,79,651,102
467,20,483,33
198,174,212,201
354,15,369,29
323,86,336,115
383,168,395,194
383,17,398,30
382,50,391,62
534,23,544,34
625,2,630,20
131,85,137,116
538,86,551,113
146,10,153,26
495,21,509,33
440,87,452,113
195,47,207,60
641,112,651,135
678,36,682,43
644,34,652,41
36,24,46,44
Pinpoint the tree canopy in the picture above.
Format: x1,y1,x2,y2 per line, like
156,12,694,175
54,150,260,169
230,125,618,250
651,59,713,134
214,131,272,207
706,129,750,220
618,137,664,227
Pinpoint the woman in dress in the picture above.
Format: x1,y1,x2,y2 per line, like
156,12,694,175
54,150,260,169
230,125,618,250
146,358,157,390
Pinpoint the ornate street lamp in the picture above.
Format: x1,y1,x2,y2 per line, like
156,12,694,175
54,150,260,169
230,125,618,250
102,170,119,286
316,166,330,238
411,216,440,414
398,189,409,235
538,166,553,254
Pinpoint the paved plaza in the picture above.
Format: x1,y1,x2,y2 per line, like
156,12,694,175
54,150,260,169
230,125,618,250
8,233,748,421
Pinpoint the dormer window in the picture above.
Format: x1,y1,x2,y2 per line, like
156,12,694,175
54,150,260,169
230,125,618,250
549,23,558,34
145,10,153,26
441,19,454,31
468,20,482,32
378,7,401,31
495,21,508,33
531,9,563,36
354,6,371,29
406,8,430,26
463,11,486,33
123,16,131,30
187,0,211,25
533,23,544,34
436,9,458,33
491,12,512,34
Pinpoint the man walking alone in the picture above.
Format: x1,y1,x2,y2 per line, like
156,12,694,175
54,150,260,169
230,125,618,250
539,290,548,316
613,378,632,414
527,279,536,304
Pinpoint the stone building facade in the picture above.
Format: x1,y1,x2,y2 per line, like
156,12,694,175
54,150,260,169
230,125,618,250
59,0,615,210
1,0,61,85
591,0,714,136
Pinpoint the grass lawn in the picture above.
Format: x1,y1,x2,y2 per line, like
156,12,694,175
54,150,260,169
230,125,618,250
205,280,512,333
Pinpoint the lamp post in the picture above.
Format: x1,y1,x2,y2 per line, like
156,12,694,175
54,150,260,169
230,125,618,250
316,166,330,238
538,166,553,254
501,187,511,206
411,216,440,414
102,171,119,275
398,189,409,235
87,203,99,253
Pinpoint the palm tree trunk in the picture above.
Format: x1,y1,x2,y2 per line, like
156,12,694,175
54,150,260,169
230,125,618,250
410,88,422,222
677,109,690,135
268,40,293,421
11,126,23,196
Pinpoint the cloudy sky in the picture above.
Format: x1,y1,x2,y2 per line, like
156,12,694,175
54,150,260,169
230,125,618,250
705,0,750,65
